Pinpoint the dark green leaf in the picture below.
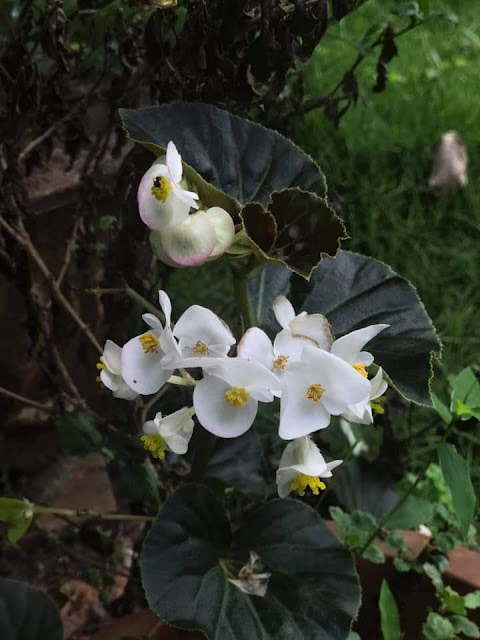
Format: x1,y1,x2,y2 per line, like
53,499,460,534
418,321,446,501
379,579,402,640
240,188,346,279
0,498,33,543
248,263,291,328
0,579,63,640
450,616,480,639
290,250,441,405
422,612,455,640
142,484,360,639
438,443,476,538
386,496,434,531
120,103,326,207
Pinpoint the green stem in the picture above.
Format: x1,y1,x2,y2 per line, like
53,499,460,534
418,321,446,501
358,419,456,555
232,272,256,330
34,505,155,522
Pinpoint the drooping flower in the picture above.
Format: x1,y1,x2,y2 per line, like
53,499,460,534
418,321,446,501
330,324,389,378
272,296,333,350
138,141,199,232
121,291,175,396
279,345,370,440
276,436,342,498
162,304,235,369
150,206,234,268
96,340,138,400
342,367,388,424
141,406,195,459
193,358,280,438
237,326,313,389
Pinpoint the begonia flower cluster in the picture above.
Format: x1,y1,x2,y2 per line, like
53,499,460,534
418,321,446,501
98,290,389,499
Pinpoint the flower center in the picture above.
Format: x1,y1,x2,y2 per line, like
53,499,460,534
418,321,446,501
371,396,386,414
224,386,249,408
139,331,160,354
305,383,325,403
140,434,167,459
151,176,172,202
353,362,368,378
193,340,210,356
290,474,326,497
96,355,106,371
273,354,289,371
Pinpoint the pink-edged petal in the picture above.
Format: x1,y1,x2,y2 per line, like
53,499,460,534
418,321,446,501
272,296,296,329
103,340,122,375
237,327,274,371
174,305,235,348
166,141,183,184
204,207,235,259
121,334,172,395
289,314,334,351
331,324,389,364
193,376,258,438
156,213,216,267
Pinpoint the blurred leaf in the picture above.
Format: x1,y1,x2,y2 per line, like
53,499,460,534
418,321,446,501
379,579,402,640
329,507,385,563
465,592,480,610
442,586,466,616
450,368,480,411
348,633,362,640
0,498,33,543
0,579,63,640
422,612,455,640
120,103,326,207
432,393,452,425
450,616,480,639
54,413,102,456
142,485,360,639
438,443,476,538
387,496,434,531
241,188,346,278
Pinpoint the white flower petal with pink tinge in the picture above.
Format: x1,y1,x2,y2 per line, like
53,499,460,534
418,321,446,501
204,207,235,259
150,212,217,267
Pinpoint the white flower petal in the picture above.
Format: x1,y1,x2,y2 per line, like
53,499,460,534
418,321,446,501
193,376,258,437
272,296,296,329
207,357,280,395
204,207,235,259
138,166,190,232
142,313,164,333
237,327,274,371
370,367,388,399
174,305,235,348
289,314,334,351
122,334,173,395
331,324,389,364
276,468,299,498
102,340,122,375
172,182,200,209
158,406,195,454
273,330,314,363
113,379,139,401
166,141,183,184
100,368,119,392
153,213,217,267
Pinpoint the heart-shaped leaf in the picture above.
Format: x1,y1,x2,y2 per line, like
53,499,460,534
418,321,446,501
0,579,63,640
142,484,360,640
241,188,346,279
120,103,327,207
249,251,441,405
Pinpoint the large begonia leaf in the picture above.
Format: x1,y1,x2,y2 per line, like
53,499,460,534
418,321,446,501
249,251,441,405
142,484,360,640
241,188,346,279
0,579,63,640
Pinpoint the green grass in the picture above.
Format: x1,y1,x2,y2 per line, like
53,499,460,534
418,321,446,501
296,0,480,376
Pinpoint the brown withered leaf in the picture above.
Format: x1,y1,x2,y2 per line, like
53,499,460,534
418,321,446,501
240,188,347,279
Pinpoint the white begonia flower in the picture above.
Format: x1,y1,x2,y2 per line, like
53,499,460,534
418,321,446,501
96,340,138,400
342,367,388,425
193,358,280,438
330,324,389,378
276,436,342,499
121,290,175,396
279,345,370,440
237,327,314,391
162,304,235,369
138,141,199,232
141,406,195,459
272,296,333,350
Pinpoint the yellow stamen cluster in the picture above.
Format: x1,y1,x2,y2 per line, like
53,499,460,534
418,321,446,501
371,396,386,414
224,386,249,408
141,434,167,459
305,383,325,403
290,474,326,497
151,176,172,202
353,362,368,378
193,341,210,356
273,355,289,371
139,331,160,354
96,356,106,371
